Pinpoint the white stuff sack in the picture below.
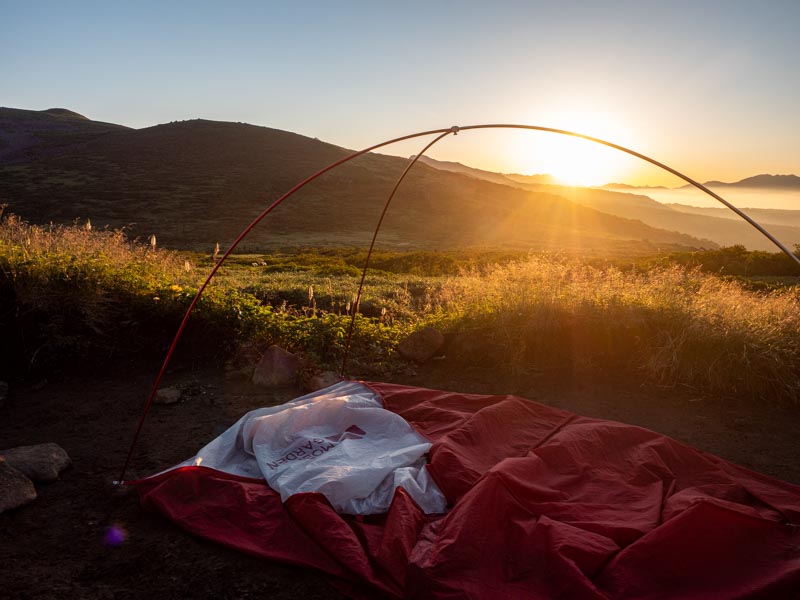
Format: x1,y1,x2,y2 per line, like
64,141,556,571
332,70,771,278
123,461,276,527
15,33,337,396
169,381,447,515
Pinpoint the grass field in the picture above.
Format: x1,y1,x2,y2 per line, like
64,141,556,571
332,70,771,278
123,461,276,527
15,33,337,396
2,211,799,402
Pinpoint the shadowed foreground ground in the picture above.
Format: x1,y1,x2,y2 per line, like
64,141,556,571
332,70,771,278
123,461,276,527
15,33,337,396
2,357,798,599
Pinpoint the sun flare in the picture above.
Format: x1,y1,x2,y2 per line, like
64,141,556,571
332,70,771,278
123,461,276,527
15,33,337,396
514,111,635,187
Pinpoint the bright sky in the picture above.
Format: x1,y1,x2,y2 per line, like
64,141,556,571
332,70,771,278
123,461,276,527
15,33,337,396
2,0,799,186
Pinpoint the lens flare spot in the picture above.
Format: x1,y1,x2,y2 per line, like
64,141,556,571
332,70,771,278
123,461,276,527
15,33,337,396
104,523,127,546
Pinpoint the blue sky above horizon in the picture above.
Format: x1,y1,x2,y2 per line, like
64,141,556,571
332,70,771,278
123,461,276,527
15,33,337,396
2,0,799,186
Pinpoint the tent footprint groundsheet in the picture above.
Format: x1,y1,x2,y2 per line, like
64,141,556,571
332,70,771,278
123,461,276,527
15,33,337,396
133,381,800,598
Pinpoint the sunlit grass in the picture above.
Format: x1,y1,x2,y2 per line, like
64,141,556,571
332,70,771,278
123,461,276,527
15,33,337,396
0,212,195,332
2,211,799,402
433,258,800,400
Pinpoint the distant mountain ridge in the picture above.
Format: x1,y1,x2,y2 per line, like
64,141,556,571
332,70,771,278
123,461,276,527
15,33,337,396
417,155,800,252
697,174,800,189
601,174,800,191
599,183,669,190
414,156,558,187
666,204,800,228
0,107,712,254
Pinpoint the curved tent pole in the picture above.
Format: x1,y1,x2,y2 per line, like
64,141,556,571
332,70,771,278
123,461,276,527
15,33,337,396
117,123,799,484
340,129,456,377
116,127,454,484
456,124,800,265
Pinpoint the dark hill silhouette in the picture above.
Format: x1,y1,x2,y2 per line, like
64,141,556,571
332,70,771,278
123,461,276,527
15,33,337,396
0,112,712,252
41,108,90,120
0,107,128,163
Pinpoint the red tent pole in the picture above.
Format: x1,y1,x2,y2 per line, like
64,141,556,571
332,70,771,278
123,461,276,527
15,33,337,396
117,123,799,484
340,128,456,377
116,127,453,483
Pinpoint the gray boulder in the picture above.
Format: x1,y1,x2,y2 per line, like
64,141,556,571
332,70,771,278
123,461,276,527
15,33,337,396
0,443,71,482
397,327,445,363
252,345,306,387
0,457,37,513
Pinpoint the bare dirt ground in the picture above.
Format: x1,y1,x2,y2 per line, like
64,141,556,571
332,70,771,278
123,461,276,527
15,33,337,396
2,356,799,599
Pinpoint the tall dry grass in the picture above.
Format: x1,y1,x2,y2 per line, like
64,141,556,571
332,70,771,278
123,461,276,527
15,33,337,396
0,213,195,332
0,213,190,284
0,214,405,376
432,257,800,402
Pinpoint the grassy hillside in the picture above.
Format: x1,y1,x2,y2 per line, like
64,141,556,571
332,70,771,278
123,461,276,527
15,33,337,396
0,112,711,253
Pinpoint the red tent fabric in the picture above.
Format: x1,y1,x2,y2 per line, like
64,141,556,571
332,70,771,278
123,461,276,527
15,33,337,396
134,382,800,598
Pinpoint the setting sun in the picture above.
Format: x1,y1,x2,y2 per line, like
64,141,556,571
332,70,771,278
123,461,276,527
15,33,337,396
533,136,629,186
513,111,635,186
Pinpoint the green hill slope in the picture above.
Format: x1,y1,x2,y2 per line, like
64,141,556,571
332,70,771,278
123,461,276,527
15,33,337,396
0,112,712,253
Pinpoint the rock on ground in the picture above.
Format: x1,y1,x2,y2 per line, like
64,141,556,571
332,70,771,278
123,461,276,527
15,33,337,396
0,443,71,483
306,371,342,392
397,327,445,364
0,457,37,513
252,345,306,387
155,386,182,405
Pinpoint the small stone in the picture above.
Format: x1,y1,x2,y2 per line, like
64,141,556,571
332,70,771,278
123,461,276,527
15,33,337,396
397,327,445,364
0,457,37,513
0,443,71,483
252,345,306,388
306,371,342,392
154,387,181,405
